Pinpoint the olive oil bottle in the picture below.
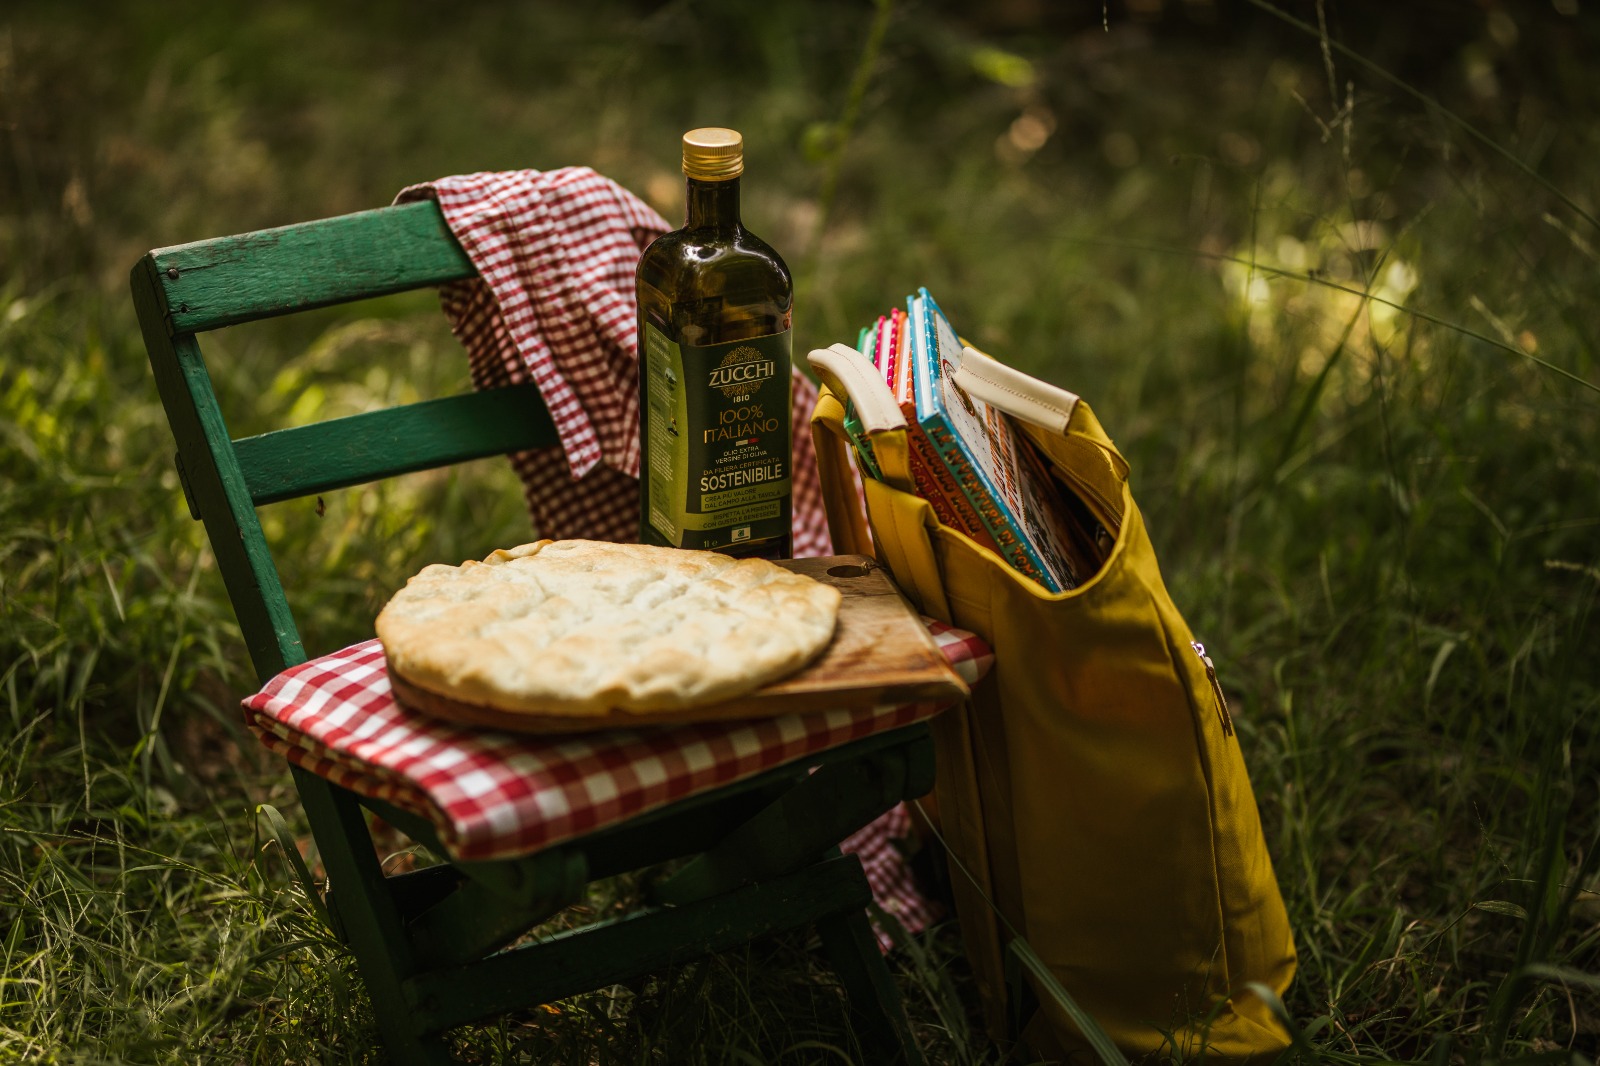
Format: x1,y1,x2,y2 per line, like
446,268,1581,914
637,128,794,559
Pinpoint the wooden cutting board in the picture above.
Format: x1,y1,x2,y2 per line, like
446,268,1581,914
387,555,968,735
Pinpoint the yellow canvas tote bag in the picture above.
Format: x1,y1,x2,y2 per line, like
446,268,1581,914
807,344,1296,1062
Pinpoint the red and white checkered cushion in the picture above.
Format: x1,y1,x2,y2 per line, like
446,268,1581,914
243,619,991,868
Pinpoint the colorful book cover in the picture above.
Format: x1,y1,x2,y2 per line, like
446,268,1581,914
842,328,882,481
911,288,1079,592
882,307,905,405
906,407,998,549
875,311,891,380
892,309,912,407
867,315,887,369
870,300,998,551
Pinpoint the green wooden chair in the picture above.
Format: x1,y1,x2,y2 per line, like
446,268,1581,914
130,200,938,1065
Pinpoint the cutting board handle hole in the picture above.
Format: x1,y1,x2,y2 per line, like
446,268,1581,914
827,564,872,578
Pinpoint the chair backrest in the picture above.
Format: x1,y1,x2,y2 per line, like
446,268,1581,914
131,200,559,685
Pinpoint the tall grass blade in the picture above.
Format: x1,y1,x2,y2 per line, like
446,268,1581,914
1517,964,1600,994
1008,939,1129,1066
1274,301,1363,478
1076,236,1600,394
1241,0,1600,233
255,803,330,931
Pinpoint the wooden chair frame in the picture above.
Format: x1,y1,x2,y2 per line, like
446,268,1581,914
131,200,931,1064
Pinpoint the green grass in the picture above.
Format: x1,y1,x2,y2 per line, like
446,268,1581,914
3,0,1599,1062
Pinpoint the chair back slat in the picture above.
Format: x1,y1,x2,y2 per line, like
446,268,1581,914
149,200,475,334
235,383,556,505
133,200,565,679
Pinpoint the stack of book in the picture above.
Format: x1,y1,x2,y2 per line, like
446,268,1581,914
846,289,1107,593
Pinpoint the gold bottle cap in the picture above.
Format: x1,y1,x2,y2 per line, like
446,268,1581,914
682,127,744,181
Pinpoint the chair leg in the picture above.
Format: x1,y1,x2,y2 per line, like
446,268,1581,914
815,854,925,1066
291,767,457,1065
655,742,912,906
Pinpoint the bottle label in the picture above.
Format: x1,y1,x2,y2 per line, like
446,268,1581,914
643,323,792,551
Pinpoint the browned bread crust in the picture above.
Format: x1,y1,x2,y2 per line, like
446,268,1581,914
376,540,841,716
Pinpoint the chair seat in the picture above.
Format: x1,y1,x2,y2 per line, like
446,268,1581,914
243,618,992,863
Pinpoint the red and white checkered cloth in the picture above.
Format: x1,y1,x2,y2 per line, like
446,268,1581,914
370,166,934,939
243,619,990,866
839,799,939,947
393,168,830,555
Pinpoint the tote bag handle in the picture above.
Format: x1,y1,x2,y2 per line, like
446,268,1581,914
806,344,954,621
955,345,1130,534
952,345,1080,437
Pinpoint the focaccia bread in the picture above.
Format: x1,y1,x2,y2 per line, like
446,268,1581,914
376,539,842,716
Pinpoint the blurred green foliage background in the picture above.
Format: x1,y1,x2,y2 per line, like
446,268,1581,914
2,1,1598,1062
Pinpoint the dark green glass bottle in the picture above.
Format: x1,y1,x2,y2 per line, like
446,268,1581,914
636,128,794,560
